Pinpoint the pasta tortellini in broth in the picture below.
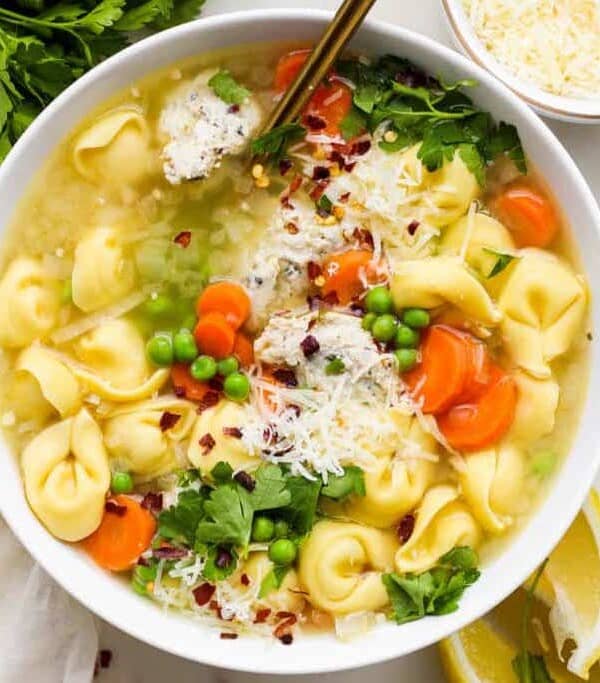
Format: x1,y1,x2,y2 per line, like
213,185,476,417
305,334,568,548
21,408,110,541
509,371,560,444
498,249,586,378
394,484,482,574
71,227,135,313
73,108,155,186
298,521,397,615
0,258,60,348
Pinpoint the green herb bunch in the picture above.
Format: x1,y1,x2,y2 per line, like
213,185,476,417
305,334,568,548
0,0,206,161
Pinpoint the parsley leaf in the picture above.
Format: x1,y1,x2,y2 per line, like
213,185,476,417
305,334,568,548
279,475,322,534
251,122,306,160
339,106,367,141
324,356,346,375
483,248,520,278
320,466,365,500
211,461,233,483
157,488,207,546
259,564,290,598
249,464,292,511
383,546,480,624
115,0,174,32
316,193,333,215
208,69,251,105
196,484,254,547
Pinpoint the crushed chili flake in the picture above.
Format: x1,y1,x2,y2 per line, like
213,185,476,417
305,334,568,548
159,411,181,432
105,500,127,516
274,616,297,640
254,608,271,623
174,231,192,248
407,219,420,236
197,391,220,413
272,368,298,387
279,633,293,645
220,632,238,640
199,432,216,455
349,303,365,317
276,611,295,619
234,470,256,492
209,376,224,392
308,181,329,202
321,291,339,307
215,548,233,569
153,545,188,559
240,573,250,586
307,261,322,280
141,492,163,513
193,582,216,606
352,227,374,250
228,103,240,114
99,649,112,669
303,114,327,130
173,385,186,398
284,222,299,235
351,139,371,156
312,166,330,181
279,158,293,176
397,513,416,544
289,174,303,194
300,335,320,358
339,191,351,203
222,426,242,439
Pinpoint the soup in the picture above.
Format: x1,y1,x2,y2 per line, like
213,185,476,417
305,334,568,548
0,42,589,642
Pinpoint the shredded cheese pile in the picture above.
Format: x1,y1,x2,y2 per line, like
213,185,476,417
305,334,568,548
462,0,600,98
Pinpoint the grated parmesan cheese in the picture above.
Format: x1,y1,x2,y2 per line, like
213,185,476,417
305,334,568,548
462,0,600,98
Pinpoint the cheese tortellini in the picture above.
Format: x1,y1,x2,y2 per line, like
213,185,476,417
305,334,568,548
298,521,397,615
0,258,60,348
71,227,136,312
458,444,525,534
394,485,482,574
509,372,560,444
73,108,155,186
21,409,110,541
498,249,586,378
188,400,257,472
104,396,196,479
390,256,501,325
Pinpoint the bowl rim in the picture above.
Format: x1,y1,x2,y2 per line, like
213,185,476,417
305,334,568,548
1,7,600,674
441,0,600,122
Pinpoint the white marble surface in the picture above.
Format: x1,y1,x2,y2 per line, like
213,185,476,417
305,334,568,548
95,0,597,679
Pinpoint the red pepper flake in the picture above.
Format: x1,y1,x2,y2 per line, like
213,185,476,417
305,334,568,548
215,547,233,569
173,385,186,398
352,227,374,251
289,174,303,194
407,219,420,236
228,104,240,114
312,166,330,181
234,470,256,492
279,633,293,645
141,492,163,512
284,222,299,235
254,608,271,623
272,368,298,387
303,113,327,130
351,139,371,156
220,632,238,640
99,649,112,669
307,261,322,280
300,335,320,358
199,432,216,455
174,231,192,248
321,291,339,307
397,513,416,544
276,611,295,619
105,500,127,517
159,411,181,432
193,582,216,606
197,391,220,413
241,573,250,586
309,181,329,202
153,545,188,559
209,376,224,392
222,426,242,439
279,159,293,176
339,191,351,203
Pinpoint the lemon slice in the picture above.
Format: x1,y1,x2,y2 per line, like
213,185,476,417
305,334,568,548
439,490,600,682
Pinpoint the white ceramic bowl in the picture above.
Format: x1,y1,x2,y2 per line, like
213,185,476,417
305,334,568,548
442,0,600,123
1,9,600,674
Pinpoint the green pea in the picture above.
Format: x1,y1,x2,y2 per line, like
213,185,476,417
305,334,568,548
395,324,420,349
365,286,393,314
223,372,250,401
190,355,217,381
402,308,430,329
371,314,398,342
146,333,173,366
173,329,198,363
61,278,72,304
144,293,176,318
530,449,557,478
268,538,297,566
182,313,198,332
111,471,133,494
361,312,377,331
274,520,289,538
217,356,240,377
252,516,275,542
394,348,418,373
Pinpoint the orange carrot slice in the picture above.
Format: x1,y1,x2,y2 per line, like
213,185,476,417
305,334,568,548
194,312,236,359
321,250,375,305
81,495,156,572
494,182,559,248
197,281,251,331
171,363,212,401
274,49,312,92
233,332,254,368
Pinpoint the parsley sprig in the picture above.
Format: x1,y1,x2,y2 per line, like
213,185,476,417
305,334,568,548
0,0,206,161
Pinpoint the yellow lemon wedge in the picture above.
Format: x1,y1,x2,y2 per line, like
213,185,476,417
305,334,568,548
439,489,600,683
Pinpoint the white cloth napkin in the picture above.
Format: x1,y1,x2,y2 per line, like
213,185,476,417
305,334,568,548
0,517,98,683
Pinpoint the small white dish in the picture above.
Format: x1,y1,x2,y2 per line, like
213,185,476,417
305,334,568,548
442,0,600,123
0,8,600,674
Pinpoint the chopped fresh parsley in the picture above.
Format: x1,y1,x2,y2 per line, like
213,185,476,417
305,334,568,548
208,69,251,105
320,466,366,500
248,464,292,511
251,122,306,160
383,546,480,624
0,0,206,161
259,564,290,598
278,475,322,535
512,560,554,683
196,484,254,547
210,461,234,483
339,106,367,141
483,248,520,278
324,356,346,375
157,488,207,546
316,193,333,215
